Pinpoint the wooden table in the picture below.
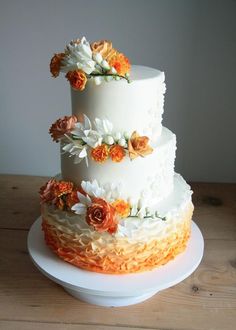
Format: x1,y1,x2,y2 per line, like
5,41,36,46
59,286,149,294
0,175,235,330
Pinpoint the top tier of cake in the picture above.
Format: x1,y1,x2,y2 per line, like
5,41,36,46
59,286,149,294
71,65,166,144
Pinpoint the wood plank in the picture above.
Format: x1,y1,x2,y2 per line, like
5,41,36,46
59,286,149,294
0,228,235,330
0,175,48,230
0,321,157,330
190,182,236,240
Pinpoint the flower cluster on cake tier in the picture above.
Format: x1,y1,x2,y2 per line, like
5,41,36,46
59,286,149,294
40,36,194,274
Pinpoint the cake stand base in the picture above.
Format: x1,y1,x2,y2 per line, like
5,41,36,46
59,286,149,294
64,287,158,307
28,218,204,307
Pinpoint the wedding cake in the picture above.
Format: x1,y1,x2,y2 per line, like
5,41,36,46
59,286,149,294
40,36,193,274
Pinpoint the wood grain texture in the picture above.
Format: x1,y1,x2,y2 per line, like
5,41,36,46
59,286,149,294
0,175,236,330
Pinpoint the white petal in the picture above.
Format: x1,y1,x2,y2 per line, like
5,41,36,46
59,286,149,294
77,191,92,206
79,147,87,158
62,143,74,152
71,203,87,215
83,114,92,131
81,180,105,198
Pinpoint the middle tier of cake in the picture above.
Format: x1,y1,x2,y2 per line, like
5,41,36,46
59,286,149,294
61,127,176,206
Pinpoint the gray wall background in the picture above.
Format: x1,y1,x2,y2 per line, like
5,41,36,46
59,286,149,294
0,0,235,182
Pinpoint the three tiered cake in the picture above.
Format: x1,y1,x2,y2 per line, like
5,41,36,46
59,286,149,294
40,36,193,274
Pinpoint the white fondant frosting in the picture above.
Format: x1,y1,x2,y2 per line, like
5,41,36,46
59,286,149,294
61,126,176,205
71,65,165,144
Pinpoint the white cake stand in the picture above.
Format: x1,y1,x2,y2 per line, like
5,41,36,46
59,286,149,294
27,217,204,307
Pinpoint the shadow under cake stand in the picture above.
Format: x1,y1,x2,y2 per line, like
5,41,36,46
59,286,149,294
28,217,204,307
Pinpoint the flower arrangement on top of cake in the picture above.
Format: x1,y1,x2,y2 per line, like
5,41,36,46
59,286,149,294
50,36,131,91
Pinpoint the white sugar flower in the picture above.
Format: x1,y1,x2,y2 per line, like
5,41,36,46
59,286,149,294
61,36,96,74
71,202,87,215
104,135,114,145
71,114,102,148
62,142,88,166
93,52,103,64
110,67,117,74
94,118,113,135
100,60,110,71
82,130,102,148
71,191,92,215
118,138,126,147
102,182,122,201
81,180,105,198
71,114,92,137
113,132,122,141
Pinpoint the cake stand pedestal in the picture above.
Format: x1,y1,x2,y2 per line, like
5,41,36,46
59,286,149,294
28,217,204,307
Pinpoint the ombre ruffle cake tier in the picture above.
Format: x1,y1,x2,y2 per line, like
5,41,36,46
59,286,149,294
41,174,193,274
41,38,193,274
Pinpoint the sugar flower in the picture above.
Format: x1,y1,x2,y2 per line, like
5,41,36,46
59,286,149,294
81,180,105,198
91,144,109,163
108,53,130,76
49,36,131,91
71,114,102,148
109,145,126,162
71,191,92,215
86,197,118,234
50,53,65,78
66,70,87,91
128,131,153,160
112,199,131,218
39,179,58,204
94,118,113,136
91,40,114,59
49,115,78,142
61,37,96,74
62,142,88,165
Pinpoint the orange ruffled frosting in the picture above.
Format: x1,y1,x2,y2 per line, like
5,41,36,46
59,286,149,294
42,205,193,274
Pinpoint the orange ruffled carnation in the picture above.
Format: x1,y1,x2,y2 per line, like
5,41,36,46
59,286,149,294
66,190,79,209
39,179,74,211
128,131,153,160
109,144,126,162
112,199,131,218
91,144,109,163
66,70,87,91
53,181,73,198
49,115,78,142
108,53,130,76
50,53,65,78
86,198,118,234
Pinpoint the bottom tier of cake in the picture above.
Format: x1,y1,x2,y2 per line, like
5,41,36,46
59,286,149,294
41,174,193,274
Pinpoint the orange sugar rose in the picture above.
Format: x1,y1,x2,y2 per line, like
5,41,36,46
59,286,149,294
50,53,65,78
112,199,131,218
91,144,109,163
86,198,118,234
109,144,126,162
66,70,87,91
49,115,78,142
128,131,153,160
90,40,114,59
